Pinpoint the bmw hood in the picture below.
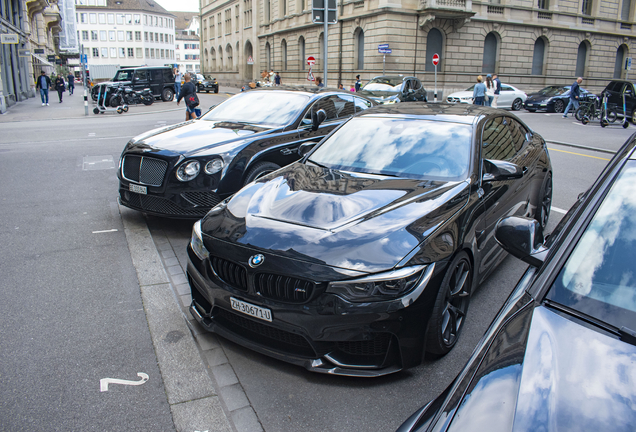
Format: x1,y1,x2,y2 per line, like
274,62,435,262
356,90,400,103
202,163,470,272
125,120,274,157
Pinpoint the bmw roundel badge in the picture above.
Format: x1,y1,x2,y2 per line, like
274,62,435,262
249,254,265,268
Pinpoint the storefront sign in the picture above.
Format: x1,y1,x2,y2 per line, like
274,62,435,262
1,34,19,44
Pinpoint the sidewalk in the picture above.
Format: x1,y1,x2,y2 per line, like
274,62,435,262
0,84,240,123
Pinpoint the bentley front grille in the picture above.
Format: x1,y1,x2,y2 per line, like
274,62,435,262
122,155,168,186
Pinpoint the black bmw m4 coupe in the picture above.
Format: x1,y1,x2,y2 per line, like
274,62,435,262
186,103,553,376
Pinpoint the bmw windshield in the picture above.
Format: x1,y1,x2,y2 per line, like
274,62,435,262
307,117,472,180
201,91,310,126
362,77,404,92
546,161,636,331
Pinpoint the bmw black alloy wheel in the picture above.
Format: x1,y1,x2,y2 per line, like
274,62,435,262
426,251,472,356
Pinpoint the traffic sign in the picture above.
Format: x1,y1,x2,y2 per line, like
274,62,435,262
378,44,389,49
312,0,337,24
432,53,440,66
307,69,315,81
626,57,632,71
80,54,87,64
379,48,392,54
307,56,316,66
247,55,254,65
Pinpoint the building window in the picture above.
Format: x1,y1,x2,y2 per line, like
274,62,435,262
135,31,141,41
109,30,116,41
299,36,305,70
614,44,628,78
136,48,143,58
151,49,155,59
425,28,443,72
134,14,141,24
89,13,97,24
126,14,132,24
537,0,549,9
356,29,364,70
117,14,124,24
236,5,240,31
101,47,108,57
282,0,286,16
581,0,593,15
120,48,126,57
160,33,163,42
211,48,217,70
211,22,215,39
91,30,98,41
145,48,149,57
150,33,154,42
108,13,114,24
99,13,106,23
118,30,124,41
226,44,233,69
482,32,498,73
244,0,252,28
127,31,133,41
219,46,224,70
266,41,271,70
92,48,99,57
218,13,222,36
225,8,232,35
110,47,117,58
100,30,106,41
532,37,546,75
282,39,287,70
155,32,158,41
161,49,165,58
82,30,89,41
177,54,180,60
144,15,148,25
265,0,270,23
622,0,632,20
575,41,588,76
80,13,87,23
127,48,133,57
144,32,148,41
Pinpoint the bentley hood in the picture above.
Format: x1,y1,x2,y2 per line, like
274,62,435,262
125,120,274,157
202,163,470,272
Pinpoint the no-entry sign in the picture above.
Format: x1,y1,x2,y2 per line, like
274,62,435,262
307,56,316,66
432,53,439,66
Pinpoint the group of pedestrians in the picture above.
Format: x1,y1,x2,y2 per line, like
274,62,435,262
472,73,501,107
36,70,75,105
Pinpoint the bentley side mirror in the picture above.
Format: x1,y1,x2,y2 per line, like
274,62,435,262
312,109,327,131
495,216,548,267
482,159,525,182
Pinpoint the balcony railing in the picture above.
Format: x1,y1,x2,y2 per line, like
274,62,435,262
422,0,471,11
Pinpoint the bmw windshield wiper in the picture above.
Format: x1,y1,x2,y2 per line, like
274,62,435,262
544,299,636,346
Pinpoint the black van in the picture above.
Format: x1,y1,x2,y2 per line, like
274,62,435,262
112,66,175,101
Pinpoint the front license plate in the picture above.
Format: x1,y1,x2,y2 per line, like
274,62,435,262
230,297,272,322
129,183,147,195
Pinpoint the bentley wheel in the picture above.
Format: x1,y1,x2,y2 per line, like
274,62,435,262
425,251,472,357
511,98,523,111
535,173,552,229
243,162,281,185
553,99,565,113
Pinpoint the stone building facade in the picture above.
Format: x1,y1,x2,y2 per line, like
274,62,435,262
200,0,636,95
172,12,200,73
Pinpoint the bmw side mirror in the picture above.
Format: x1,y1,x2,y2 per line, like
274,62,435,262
312,109,327,131
298,142,318,157
495,216,548,267
482,159,525,182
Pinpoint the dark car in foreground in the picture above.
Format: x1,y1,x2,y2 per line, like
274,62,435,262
398,136,636,431
117,87,374,218
186,103,553,376
197,74,219,93
523,85,596,113
357,75,427,104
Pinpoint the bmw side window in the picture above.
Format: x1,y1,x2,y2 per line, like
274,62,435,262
353,97,372,113
482,117,515,161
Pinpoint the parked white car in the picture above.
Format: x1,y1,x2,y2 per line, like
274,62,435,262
446,84,527,110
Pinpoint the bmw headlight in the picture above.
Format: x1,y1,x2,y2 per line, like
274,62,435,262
176,160,201,181
190,220,209,260
205,158,224,175
327,265,427,302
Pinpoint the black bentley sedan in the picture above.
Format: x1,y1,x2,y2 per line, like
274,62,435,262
397,137,636,431
117,88,373,218
523,85,596,113
186,103,553,376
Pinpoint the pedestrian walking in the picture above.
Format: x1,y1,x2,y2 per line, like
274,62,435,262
355,75,361,92
176,73,199,121
485,74,495,107
174,68,182,101
472,75,486,106
54,75,66,103
492,74,501,108
269,69,275,82
67,72,75,95
36,70,51,106
274,72,282,86
261,70,268,82
563,77,583,118
316,77,324,88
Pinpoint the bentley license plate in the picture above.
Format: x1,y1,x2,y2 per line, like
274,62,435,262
129,183,147,195
230,297,272,322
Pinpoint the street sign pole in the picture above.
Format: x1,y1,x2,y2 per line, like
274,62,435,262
383,54,386,75
81,43,88,116
324,18,328,86
432,53,440,102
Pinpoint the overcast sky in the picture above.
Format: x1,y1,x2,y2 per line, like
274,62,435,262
155,0,199,13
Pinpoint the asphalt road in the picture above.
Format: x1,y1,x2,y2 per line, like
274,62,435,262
144,108,633,431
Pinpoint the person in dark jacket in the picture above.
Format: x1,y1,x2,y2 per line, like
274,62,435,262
67,72,75,95
54,76,66,102
36,70,51,106
563,77,583,118
176,73,198,121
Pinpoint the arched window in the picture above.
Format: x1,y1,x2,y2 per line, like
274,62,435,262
299,36,305,70
265,42,271,71
531,37,546,75
575,41,588,77
226,44,233,70
356,28,365,70
211,47,216,70
614,44,627,79
245,40,253,79
281,39,287,71
218,46,223,71
482,32,497,73
425,28,443,72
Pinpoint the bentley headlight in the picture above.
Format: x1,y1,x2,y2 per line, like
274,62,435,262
176,160,200,181
327,265,427,302
205,158,224,175
190,220,209,260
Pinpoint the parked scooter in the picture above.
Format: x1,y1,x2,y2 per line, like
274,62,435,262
93,83,128,114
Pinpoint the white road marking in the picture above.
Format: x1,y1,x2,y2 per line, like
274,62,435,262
100,372,148,392
92,229,118,233
88,133,96,136
552,206,567,214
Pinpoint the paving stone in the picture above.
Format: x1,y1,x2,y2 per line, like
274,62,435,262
219,384,250,411
175,282,191,295
167,265,183,276
172,273,188,285
212,363,239,388
164,256,180,267
231,407,263,432
161,249,176,259
195,332,221,351
204,347,229,367
170,396,232,432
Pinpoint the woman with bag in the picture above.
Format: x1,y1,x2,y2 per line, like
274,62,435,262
55,75,66,103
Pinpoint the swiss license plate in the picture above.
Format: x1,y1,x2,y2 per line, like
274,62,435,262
230,297,272,322
129,183,147,195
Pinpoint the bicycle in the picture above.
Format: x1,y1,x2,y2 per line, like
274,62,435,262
576,99,599,123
